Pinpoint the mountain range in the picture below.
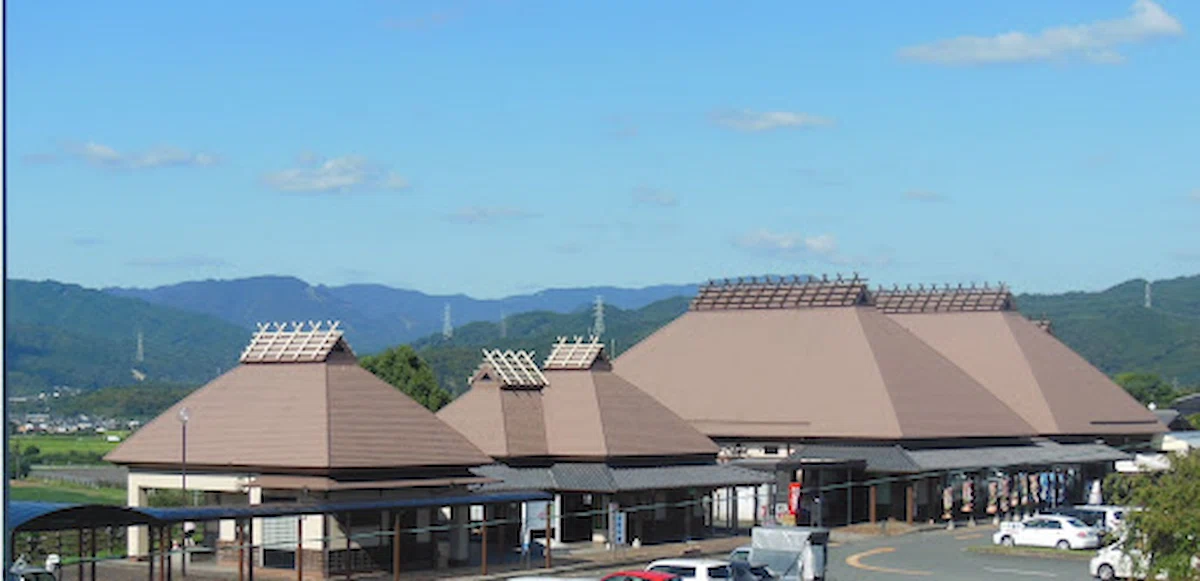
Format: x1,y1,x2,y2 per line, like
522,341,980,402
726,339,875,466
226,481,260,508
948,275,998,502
105,276,697,354
6,273,1199,399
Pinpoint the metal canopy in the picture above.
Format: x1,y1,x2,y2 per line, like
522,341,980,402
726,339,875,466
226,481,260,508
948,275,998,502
7,491,551,535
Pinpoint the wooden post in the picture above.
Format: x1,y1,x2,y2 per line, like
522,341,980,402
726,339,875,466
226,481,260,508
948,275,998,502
160,527,167,581
297,517,304,581
869,486,877,524
148,527,156,581
248,517,256,581
237,522,245,581
78,529,85,581
392,513,401,581
166,527,173,581
90,528,97,581
345,513,352,581
906,485,914,525
480,519,489,576
544,503,552,569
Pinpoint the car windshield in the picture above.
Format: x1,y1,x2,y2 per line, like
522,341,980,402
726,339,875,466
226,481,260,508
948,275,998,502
750,549,800,577
708,565,731,578
1066,517,1088,528
650,566,695,577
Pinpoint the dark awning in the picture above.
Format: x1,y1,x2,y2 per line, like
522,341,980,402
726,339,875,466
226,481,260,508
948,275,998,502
473,463,771,493
785,440,1130,474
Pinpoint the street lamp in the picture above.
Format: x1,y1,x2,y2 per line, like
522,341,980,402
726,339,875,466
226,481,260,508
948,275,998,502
177,407,190,577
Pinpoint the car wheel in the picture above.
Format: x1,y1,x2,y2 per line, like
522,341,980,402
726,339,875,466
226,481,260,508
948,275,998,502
1001,536,1014,547
1097,563,1116,581
1055,539,1070,550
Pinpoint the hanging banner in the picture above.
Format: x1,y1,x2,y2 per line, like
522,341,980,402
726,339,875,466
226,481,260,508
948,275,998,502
787,482,803,515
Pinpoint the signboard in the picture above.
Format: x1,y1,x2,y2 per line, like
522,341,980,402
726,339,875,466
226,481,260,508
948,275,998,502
524,500,550,531
612,510,628,546
788,482,803,515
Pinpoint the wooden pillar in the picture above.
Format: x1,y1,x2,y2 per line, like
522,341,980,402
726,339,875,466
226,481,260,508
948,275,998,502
247,517,255,581
544,503,552,569
344,513,352,581
296,517,304,581
869,486,877,524
148,527,156,581
237,522,245,581
77,529,85,581
90,528,97,581
480,519,489,576
392,513,401,581
166,527,173,581
160,527,167,581
906,484,914,525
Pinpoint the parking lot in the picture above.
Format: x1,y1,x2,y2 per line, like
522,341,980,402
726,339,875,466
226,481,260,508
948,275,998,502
543,525,1098,581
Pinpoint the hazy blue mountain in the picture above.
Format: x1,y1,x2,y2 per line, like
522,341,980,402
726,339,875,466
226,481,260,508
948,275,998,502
105,276,700,353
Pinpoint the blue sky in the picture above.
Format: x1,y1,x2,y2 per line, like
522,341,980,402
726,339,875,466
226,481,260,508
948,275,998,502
7,0,1199,298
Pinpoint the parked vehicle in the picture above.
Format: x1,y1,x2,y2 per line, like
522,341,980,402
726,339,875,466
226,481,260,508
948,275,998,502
1058,505,1130,533
646,558,733,581
993,515,1101,550
729,546,751,563
601,572,682,581
7,555,59,581
745,526,830,581
1088,540,1200,581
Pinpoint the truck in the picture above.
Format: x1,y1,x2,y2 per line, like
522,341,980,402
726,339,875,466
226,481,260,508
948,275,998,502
743,526,830,581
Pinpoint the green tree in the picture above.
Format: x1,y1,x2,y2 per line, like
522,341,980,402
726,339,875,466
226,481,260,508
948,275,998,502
1106,451,1200,581
1114,372,1181,407
360,345,451,411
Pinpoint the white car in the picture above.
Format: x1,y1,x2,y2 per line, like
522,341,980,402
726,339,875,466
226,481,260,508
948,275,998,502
646,558,733,580
993,514,1101,550
1089,541,1200,581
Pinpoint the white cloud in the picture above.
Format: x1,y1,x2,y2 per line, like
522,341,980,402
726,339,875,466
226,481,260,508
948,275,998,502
734,229,839,258
445,206,537,224
898,0,1184,66
712,110,834,132
632,187,679,207
903,190,948,202
263,154,410,194
35,141,219,169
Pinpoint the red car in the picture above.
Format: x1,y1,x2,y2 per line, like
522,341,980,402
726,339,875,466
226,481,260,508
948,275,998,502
601,572,682,581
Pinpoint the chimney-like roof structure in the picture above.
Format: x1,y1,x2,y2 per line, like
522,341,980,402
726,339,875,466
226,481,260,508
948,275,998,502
438,339,718,461
107,322,493,473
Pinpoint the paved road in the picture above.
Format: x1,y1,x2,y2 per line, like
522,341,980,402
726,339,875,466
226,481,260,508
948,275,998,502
829,526,1094,581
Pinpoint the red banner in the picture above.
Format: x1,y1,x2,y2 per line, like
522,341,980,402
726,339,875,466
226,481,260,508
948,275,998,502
788,482,803,515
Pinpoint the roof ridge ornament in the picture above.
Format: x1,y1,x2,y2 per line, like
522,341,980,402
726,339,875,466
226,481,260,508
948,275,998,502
240,320,350,363
873,282,1016,314
689,273,870,311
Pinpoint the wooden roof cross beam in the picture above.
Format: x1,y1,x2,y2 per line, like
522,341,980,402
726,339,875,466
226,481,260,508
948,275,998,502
481,349,548,388
543,336,606,370
239,320,349,363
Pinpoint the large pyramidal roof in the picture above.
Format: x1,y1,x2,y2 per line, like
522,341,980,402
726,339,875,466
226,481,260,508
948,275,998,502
107,322,493,472
614,277,1038,440
438,337,719,460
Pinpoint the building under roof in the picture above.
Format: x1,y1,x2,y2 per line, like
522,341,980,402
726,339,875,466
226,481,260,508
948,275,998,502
105,321,498,577
437,337,769,544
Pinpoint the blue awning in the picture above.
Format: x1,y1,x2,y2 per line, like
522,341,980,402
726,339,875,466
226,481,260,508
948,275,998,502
8,490,550,535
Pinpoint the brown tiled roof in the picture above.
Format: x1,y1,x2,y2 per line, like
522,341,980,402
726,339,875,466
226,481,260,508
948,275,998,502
438,343,718,460
873,284,1014,313
886,311,1164,436
107,346,493,472
690,275,869,311
613,306,1036,440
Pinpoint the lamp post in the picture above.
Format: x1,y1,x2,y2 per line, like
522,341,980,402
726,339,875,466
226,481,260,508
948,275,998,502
178,407,190,577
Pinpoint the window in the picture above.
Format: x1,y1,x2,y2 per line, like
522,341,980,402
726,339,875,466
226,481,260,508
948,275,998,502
763,445,779,455
708,565,732,578
1046,521,1062,529
650,565,695,577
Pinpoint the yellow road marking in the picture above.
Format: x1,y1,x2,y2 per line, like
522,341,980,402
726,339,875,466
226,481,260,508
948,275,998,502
844,547,932,576
954,532,986,540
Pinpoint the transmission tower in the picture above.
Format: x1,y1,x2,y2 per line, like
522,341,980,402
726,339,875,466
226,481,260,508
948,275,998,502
591,295,606,338
442,303,453,339
136,329,145,363
1144,280,1152,309
499,312,508,339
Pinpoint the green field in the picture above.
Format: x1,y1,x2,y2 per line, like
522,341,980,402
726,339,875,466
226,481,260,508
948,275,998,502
9,480,126,505
11,433,128,458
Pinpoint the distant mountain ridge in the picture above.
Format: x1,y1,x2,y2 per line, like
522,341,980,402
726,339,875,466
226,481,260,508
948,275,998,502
104,276,700,354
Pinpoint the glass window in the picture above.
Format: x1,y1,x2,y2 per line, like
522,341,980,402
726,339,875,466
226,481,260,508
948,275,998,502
708,565,732,578
1046,521,1062,529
